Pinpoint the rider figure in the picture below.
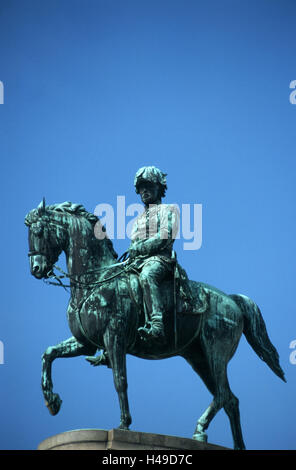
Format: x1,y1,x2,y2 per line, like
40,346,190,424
128,166,180,340
87,165,202,366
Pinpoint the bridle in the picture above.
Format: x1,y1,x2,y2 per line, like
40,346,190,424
28,250,50,257
28,214,131,292
28,234,130,292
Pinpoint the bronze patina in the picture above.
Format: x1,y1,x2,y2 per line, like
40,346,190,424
25,167,285,450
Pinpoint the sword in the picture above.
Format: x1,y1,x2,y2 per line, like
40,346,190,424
172,251,178,348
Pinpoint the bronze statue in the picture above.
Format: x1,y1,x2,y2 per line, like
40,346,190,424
128,166,181,340
124,166,201,342
25,168,286,450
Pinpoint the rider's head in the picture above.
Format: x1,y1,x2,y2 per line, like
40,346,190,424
134,166,167,202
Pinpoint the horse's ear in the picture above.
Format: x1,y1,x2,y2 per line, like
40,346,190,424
37,197,46,215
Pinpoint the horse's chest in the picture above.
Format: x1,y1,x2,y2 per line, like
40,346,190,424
67,299,105,349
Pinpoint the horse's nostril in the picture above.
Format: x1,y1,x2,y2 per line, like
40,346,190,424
33,265,40,273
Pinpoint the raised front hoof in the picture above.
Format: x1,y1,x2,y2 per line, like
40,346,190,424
192,431,208,443
45,393,62,416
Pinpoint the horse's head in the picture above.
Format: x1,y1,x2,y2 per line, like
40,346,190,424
25,199,118,281
25,198,64,279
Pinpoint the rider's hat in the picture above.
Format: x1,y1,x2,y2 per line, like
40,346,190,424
134,166,167,197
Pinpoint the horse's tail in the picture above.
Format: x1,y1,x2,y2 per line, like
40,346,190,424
230,294,286,382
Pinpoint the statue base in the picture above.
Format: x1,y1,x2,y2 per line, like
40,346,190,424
38,428,229,450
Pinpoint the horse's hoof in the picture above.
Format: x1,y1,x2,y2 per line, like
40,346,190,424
45,393,62,416
117,424,130,431
117,416,132,430
192,431,208,443
86,353,111,368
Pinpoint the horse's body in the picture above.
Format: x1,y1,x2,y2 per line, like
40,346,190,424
25,200,285,450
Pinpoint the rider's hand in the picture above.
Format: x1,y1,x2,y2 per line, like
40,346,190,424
128,245,138,259
128,249,135,259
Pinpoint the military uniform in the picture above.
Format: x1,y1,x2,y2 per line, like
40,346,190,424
127,203,179,338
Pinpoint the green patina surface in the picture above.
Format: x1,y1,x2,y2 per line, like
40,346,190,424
25,166,285,450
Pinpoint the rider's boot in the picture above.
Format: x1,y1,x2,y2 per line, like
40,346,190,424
138,311,165,341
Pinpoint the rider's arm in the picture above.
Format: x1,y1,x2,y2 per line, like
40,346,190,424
130,204,180,257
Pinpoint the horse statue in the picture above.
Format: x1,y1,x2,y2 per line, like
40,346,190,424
25,199,286,450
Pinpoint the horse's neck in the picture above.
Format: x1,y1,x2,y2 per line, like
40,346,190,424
64,218,116,278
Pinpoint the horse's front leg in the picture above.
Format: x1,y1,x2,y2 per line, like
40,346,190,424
42,336,96,415
104,331,132,430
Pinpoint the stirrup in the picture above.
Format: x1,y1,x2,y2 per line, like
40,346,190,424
138,324,164,341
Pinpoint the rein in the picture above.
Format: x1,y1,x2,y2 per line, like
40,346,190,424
43,260,130,292
27,217,131,291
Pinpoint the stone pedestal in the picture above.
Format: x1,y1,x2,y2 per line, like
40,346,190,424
38,428,229,450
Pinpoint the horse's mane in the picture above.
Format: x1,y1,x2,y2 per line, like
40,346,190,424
47,201,98,225
25,201,118,259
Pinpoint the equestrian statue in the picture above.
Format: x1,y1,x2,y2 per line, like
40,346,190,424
25,166,286,450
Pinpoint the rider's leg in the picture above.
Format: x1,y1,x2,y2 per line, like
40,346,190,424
138,260,168,339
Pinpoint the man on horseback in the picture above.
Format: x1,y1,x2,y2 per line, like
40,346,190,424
127,166,200,341
126,166,179,340
87,165,199,367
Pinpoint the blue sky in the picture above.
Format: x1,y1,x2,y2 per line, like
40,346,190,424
0,0,295,450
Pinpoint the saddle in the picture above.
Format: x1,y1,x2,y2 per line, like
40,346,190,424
125,259,208,318
85,258,209,366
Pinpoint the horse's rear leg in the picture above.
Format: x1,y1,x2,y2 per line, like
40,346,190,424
224,392,245,450
194,371,245,450
183,343,246,450
193,399,218,443
183,350,222,442
42,336,96,415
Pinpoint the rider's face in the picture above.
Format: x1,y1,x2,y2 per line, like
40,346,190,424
138,181,160,206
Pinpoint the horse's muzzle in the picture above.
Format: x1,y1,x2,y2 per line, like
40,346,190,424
30,255,50,279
